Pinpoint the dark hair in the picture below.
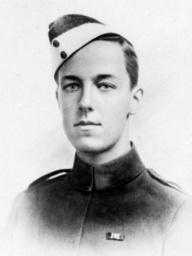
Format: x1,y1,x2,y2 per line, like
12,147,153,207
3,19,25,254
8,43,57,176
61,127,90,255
94,33,138,89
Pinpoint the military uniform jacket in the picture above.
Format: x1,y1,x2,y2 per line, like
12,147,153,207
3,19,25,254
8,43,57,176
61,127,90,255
3,144,192,256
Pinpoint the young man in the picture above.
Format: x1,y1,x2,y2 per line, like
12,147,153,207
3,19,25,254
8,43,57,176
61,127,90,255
4,14,192,256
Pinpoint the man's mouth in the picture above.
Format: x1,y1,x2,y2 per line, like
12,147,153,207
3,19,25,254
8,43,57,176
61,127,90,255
74,121,101,127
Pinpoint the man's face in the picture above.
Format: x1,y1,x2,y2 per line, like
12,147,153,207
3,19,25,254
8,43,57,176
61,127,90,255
57,40,137,154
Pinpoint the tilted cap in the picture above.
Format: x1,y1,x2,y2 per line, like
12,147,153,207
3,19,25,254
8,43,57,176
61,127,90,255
48,14,133,81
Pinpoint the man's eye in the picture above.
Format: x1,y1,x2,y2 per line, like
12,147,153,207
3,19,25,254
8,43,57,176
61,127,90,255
97,82,116,90
62,83,80,92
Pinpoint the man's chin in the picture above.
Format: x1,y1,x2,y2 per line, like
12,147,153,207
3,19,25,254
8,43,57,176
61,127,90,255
72,139,116,155
74,143,104,154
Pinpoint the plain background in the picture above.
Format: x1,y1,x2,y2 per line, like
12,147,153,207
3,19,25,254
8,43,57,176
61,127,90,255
0,0,192,228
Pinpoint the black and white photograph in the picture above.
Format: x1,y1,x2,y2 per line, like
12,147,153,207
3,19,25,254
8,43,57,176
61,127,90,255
0,1,192,255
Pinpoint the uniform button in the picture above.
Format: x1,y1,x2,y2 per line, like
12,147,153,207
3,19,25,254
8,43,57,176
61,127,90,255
60,51,67,59
52,39,60,47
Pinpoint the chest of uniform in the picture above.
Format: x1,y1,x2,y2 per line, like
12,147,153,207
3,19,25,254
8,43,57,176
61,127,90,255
37,189,165,256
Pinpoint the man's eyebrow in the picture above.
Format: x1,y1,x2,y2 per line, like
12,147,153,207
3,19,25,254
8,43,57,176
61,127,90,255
61,75,82,82
61,74,116,83
94,74,116,82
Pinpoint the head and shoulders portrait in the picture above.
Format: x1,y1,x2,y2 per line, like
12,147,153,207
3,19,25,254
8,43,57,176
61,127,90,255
1,3,192,256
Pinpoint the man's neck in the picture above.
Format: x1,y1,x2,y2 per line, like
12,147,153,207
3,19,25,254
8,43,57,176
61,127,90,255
77,137,131,166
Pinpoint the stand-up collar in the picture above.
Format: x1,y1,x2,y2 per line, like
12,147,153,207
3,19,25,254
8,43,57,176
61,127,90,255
71,143,145,192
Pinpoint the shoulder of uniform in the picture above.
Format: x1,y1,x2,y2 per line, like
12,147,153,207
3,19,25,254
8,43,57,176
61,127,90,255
28,168,72,190
146,168,183,192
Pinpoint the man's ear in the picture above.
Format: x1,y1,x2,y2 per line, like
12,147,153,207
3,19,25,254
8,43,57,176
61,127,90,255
129,86,144,115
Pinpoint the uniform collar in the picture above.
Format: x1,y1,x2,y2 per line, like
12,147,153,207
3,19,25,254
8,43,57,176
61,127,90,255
70,142,145,192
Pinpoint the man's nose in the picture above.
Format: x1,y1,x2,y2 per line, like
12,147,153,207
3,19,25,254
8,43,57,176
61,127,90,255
78,85,93,114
